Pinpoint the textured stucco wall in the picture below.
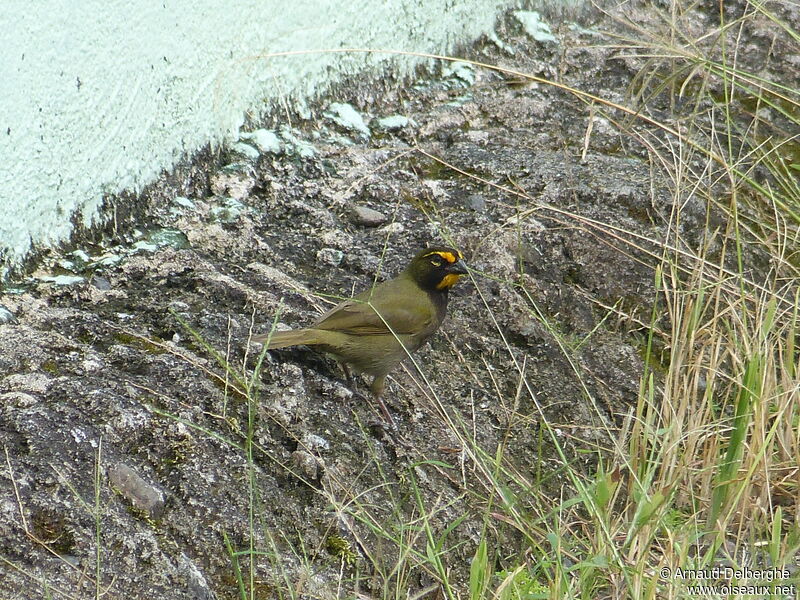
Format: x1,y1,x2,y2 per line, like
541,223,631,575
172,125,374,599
0,0,513,275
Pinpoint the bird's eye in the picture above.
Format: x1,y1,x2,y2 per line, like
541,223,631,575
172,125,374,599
430,258,442,267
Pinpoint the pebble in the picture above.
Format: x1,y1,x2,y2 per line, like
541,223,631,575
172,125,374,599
230,141,260,161
316,247,344,266
279,127,317,158
94,253,123,267
302,433,331,452
108,462,166,519
514,11,556,43
131,241,159,253
240,129,282,154
91,275,111,290
324,102,370,138
0,305,16,323
172,196,195,210
351,205,387,227
211,168,256,200
374,115,412,131
292,450,323,480
466,194,486,211
443,61,476,86
146,228,191,250
379,222,405,235
209,198,245,224
40,275,85,286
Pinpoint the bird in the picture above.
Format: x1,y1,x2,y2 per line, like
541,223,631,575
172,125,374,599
253,246,469,426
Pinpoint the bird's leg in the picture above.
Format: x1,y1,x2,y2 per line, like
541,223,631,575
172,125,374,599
339,364,396,429
369,375,397,429
340,362,356,390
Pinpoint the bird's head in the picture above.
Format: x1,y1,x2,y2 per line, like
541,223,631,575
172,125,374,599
407,246,469,292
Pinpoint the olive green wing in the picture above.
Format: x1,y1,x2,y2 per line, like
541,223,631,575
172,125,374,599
312,299,423,335
313,279,433,336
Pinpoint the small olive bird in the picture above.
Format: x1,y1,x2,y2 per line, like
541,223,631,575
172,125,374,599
253,246,468,425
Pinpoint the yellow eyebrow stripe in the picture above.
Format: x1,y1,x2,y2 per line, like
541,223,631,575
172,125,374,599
423,250,462,263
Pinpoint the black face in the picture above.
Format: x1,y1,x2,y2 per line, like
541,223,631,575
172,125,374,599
408,246,469,292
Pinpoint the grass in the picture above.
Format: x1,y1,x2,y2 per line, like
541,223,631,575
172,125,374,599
167,242,797,600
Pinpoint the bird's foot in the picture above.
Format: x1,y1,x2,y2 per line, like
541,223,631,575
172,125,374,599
374,396,398,431
351,389,399,433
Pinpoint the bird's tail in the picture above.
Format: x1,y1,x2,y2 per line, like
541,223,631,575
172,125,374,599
251,329,321,349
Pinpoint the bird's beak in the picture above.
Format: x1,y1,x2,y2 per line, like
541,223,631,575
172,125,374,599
448,259,469,275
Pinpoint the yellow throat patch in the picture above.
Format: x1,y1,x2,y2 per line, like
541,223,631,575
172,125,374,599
436,273,463,289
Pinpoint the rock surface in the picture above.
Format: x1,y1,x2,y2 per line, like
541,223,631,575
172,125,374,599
1,3,796,599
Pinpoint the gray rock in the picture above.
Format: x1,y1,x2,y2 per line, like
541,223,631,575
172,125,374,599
443,61,476,86
131,240,159,253
230,141,260,161
514,10,557,43
210,167,256,200
302,433,331,452
0,305,16,323
351,205,387,227
316,247,344,266
94,252,124,267
466,194,486,211
39,275,85,286
0,391,38,407
292,450,323,480
378,222,404,235
324,102,371,138
279,127,317,158
209,198,245,224
240,129,282,154
374,115,412,131
91,275,111,290
108,463,166,520
0,5,782,596
146,228,191,250
179,553,217,600
173,196,196,210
